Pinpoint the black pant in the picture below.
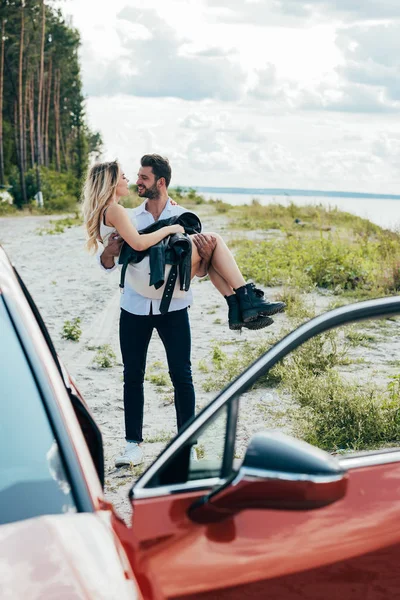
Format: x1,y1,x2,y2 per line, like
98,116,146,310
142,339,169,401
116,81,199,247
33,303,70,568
119,307,196,442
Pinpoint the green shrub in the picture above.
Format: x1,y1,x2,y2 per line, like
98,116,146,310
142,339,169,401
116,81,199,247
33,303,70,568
147,372,170,386
295,371,400,452
93,344,117,368
0,202,17,216
61,317,82,341
232,234,400,294
9,167,79,211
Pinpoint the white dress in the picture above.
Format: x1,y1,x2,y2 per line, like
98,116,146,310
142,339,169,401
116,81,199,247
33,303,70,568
99,216,187,299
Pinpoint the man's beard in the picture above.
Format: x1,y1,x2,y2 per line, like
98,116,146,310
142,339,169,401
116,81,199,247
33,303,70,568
139,182,159,199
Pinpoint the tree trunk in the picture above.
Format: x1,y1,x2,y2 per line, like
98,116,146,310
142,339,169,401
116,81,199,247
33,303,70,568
36,0,45,166
54,69,60,171
0,19,5,186
60,124,68,171
23,67,29,172
18,3,27,204
44,58,51,166
28,77,35,168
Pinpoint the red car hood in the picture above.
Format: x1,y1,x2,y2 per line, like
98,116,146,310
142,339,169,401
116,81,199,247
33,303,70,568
0,513,140,599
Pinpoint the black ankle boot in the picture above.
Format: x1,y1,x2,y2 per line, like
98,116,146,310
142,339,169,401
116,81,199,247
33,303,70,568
225,294,274,331
235,283,286,322
225,294,242,330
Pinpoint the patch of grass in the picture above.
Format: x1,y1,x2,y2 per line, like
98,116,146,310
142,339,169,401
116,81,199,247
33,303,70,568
149,360,164,370
388,360,400,368
345,328,377,347
229,201,383,236
274,289,314,320
202,340,278,392
198,359,210,373
129,464,146,477
213,318,223,325
195,444,206,459
61,317,82,341
36,212,83,235
294,370,400,452
280,330,350,399
93,344,117,368
256,402,289,429
226,210,400,296
147,372,170,387
162,393,174,405
144,431,174,444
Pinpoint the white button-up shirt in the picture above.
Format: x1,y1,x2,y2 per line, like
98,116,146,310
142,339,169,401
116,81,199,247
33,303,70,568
99,197,194,316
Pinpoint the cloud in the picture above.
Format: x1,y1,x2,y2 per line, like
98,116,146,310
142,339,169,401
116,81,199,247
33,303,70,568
235,127,267,144
185,131,238,171
206,0,400,26
298,82,400,113
83,6,246,101
179,113,214,130
291,22,400,114
179,111,267,143
277,0,400,20
248,144,300,175
312,149,383,183
248,64,285,101
336,24,400,102
205,0,305,26
371,133,400,167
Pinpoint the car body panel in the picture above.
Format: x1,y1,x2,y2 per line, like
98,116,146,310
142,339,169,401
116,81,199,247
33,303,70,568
124,460,400,599
0,513,141,599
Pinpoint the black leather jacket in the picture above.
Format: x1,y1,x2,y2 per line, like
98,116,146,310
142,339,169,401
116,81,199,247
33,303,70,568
118,211,202,314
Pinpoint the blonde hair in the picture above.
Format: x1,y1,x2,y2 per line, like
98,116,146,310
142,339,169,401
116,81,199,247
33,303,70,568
81,160,121,253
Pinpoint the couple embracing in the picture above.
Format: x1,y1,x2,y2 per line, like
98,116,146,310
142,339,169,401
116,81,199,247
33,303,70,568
82,154,285,467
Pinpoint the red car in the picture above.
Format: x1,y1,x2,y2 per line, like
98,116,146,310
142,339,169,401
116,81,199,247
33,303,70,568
2,243,400,599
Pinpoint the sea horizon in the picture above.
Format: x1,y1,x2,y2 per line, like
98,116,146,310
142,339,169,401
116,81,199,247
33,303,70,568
184,186,400,201
171,186,400,231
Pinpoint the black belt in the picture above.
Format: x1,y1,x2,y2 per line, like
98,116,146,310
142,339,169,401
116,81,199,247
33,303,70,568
159,265,179,314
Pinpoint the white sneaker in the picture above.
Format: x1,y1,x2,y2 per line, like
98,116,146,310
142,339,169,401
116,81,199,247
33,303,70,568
115,442,144,467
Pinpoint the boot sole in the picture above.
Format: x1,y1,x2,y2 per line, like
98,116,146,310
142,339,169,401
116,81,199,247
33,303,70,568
229,323,242,331
244,317,273,330
243,303,286,322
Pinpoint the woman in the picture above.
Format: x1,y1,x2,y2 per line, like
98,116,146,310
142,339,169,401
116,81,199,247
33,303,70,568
82,160,285,330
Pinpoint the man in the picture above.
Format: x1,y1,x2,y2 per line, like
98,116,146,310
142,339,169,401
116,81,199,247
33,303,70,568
100,154,213,467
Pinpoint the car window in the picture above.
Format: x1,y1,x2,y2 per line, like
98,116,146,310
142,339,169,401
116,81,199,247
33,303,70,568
188,403,229,481
232,314,400,460
0,298,76,525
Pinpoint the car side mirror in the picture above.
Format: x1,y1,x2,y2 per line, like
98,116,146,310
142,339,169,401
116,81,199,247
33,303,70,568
188,431,348,524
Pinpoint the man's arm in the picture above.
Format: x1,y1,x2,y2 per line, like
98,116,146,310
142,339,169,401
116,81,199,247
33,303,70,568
99,233,123,270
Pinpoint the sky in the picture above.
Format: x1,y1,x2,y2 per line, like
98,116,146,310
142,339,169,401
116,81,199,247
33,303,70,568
63,0,400,194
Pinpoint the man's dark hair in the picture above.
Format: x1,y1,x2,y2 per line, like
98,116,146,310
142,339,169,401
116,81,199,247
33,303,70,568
141,154,172,188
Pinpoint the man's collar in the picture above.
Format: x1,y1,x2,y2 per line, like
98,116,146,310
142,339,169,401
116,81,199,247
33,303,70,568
136,197,173,215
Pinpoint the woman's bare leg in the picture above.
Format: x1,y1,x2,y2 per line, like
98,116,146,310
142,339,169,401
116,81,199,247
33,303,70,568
190,236,280,330
207,266,234,297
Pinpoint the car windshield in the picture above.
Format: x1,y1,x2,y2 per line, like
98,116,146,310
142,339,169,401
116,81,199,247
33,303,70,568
0,298,76,525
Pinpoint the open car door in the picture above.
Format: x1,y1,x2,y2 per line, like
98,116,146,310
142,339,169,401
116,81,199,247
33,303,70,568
114,296,400,600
